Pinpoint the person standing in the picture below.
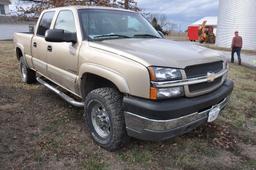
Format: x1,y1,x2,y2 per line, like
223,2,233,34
231,31,243,65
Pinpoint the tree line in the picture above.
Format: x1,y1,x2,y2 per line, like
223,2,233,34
17,0,138,17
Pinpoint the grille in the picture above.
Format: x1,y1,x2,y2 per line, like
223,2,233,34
185,61,223,78
188,77,222,92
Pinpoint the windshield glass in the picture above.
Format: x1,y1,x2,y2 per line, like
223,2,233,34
78,9,161,41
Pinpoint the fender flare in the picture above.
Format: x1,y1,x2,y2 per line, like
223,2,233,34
15,43,31,68
15,43,25,58
78,63,130,94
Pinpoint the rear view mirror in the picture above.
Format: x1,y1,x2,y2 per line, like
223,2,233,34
45,29,77,43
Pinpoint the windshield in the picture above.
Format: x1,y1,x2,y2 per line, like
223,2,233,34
78,9,161,41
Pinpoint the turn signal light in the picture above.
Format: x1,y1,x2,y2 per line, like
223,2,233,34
150,87,157,100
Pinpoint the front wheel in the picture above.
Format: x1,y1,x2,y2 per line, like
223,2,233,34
84,88,129,151
19,57,36,84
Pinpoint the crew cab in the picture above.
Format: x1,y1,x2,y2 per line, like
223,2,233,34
14,6,234,151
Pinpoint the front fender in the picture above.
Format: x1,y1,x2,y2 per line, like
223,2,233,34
78,63,130,94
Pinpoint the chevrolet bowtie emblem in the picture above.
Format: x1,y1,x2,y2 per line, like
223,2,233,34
207,72,216,82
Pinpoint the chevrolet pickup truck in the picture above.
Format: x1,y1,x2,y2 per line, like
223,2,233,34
14,6,234,151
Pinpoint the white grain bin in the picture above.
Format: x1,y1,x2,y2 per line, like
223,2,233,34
216,0,256,50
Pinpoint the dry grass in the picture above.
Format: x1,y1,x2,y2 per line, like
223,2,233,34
199,43,256,56
0,41,256,170
166,33,188,41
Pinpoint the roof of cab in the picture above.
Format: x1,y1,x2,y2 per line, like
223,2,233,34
44,6,136,13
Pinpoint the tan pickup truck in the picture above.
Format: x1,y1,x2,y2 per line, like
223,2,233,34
14,6,234,151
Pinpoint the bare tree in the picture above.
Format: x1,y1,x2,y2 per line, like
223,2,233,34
168,23,178,33
142,12,154,22
16,0,139,19
159,15,169,29
118,0,139,11
124,0,128,9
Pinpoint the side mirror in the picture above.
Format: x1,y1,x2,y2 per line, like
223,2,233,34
45,29,77,43
158,31,165,38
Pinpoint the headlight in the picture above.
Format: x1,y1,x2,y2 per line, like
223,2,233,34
148,66,184,100
149,67,182,81
157,87,184,99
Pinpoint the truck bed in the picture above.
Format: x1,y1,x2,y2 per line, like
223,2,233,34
13,32,34,57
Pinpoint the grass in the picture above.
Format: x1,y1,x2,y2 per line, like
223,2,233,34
199,43,256,55
221,64,256,128
0,41,256,170
118,145,153,164
81,154,108,170
165,34,256,55
166,34,188,41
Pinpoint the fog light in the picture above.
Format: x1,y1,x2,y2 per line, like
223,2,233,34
157,87,184,99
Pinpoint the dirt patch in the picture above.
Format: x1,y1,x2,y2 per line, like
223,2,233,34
0,103,21,111
238,143,256,160
202,151,241,169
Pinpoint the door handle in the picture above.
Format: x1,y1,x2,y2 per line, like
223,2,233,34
47,45,52,52
33,42,37,47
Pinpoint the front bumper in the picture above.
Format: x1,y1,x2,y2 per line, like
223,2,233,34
123,80,234,141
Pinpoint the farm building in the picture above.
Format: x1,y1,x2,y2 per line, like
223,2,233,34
187,16,217,42
216,0,256,50
0,0,10,15
0,0,36,40
187,0,256,50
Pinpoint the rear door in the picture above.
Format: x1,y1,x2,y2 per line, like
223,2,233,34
32,11,55,76
46,10,79,93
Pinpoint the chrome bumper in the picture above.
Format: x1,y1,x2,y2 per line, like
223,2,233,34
124,98,229,141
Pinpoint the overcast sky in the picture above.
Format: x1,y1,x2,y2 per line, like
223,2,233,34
137,0,219,31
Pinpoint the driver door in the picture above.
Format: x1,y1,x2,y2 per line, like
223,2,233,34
46,10,79,93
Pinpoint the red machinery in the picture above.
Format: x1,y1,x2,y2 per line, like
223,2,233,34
188,26,199,41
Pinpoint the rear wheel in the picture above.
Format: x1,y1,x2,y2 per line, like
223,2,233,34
19,57,36,84
84,87,128,151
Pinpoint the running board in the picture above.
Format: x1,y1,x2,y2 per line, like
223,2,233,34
36,77,84,107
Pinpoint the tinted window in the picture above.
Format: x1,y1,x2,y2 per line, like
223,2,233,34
55,10,76,33
37,11,55,36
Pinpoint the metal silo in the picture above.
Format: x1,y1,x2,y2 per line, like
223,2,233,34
216,0,256,50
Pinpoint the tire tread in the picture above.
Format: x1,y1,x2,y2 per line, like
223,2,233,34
20,57,36,84
84,87,129,151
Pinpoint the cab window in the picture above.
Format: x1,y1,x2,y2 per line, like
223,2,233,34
54,10,76,33
37,11,55,36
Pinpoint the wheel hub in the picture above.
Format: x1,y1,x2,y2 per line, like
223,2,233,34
91,102,111,138
21,63,27,81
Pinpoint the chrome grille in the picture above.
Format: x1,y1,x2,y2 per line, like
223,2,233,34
184,61,225,97
185,61,223,78
188,77,222,92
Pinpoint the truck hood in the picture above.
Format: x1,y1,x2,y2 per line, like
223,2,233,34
89,38,224,68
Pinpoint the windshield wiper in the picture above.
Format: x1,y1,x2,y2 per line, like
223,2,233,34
92,34,131,40
133,34,160,38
